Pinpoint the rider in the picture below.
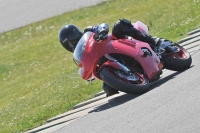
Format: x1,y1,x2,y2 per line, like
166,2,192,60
58,18,160,96
59,18,160,52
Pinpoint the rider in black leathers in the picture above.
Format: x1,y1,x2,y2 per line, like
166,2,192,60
84,18,159,46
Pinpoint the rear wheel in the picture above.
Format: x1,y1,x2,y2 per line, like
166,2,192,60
162,44,192,71
99,67,150,95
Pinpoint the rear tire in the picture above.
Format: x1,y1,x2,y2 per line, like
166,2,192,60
162,45,192,71
99,67,150,95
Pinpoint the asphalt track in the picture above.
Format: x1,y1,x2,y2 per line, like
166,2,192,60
27,28,200,133
0,0,105,33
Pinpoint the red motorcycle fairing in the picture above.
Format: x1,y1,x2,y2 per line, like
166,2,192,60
137,43,163,80
79,32,163,81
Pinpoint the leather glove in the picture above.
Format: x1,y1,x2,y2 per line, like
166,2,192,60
93,23,109,42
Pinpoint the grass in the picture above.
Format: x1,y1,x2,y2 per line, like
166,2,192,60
0,0,200,132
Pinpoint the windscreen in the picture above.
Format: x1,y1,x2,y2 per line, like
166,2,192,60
73,31,92,66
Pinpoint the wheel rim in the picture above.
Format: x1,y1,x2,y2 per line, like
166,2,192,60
171,46,188,59
114,69,139,81
107,67,146,85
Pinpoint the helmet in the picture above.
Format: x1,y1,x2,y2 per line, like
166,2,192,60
58,24,83,53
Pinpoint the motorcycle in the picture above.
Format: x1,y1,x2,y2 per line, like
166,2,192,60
73,21,192,95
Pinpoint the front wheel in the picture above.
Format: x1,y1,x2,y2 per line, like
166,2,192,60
162,44,192,71
99,67,150,95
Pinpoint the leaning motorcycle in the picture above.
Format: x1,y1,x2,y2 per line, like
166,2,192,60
73,21,192,95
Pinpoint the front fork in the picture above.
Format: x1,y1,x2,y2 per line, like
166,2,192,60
104,54,130,75
103,54,142,82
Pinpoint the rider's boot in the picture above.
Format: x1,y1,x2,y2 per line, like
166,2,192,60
165,45,177,52
150,37,162,53
102,82,119,97
154,37,162,46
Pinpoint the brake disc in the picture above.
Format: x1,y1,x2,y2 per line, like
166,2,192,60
114,70,139,81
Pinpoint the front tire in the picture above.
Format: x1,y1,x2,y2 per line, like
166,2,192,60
162,44,192,71
99,67,150,95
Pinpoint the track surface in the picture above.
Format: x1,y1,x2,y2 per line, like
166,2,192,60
0,0,105,33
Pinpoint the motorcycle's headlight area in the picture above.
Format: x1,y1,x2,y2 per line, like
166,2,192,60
81,44,86,51
73,32,92,66
73,43,86,66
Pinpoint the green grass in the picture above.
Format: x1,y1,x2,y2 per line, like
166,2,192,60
0,0,200,132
